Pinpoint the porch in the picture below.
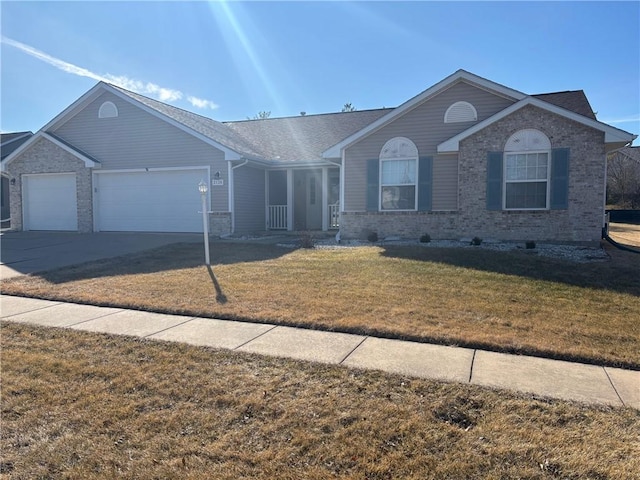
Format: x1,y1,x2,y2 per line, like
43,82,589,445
266,168,340,232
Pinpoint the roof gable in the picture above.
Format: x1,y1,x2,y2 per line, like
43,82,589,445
35,82,254,161
437,97,636,153
322,69,526,158
106,85,262,160
2,131,99,168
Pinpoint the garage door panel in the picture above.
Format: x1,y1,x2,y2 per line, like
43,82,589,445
24,174,78,231
96,170,206,233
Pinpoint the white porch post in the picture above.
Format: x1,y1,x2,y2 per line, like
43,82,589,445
264,170,269,230
321,167,328,231
286,169,293,231
340,150,345,213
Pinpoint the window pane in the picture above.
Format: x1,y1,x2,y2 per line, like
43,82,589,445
381,186,416,210
382,160,416,185
538,153,548,166
506,153,547,181
505,182,547,209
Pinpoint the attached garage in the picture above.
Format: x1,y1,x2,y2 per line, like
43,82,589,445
94,168,208,232
23,173,78,231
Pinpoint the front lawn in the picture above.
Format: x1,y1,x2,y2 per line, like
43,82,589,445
2,322,638,479
2,241,639,368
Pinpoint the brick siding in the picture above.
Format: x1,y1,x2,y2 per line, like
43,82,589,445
7,137,93,232
341,105,605,244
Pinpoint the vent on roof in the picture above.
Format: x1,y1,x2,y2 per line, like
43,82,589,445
98,101,118,119
444,101,477,123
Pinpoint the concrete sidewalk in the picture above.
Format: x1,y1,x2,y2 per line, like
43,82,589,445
2,295,638,409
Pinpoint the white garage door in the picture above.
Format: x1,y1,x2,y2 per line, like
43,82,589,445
23,173,78,231
95,169,207,232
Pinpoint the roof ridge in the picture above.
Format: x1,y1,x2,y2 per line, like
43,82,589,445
106,82,224,124
532,90,585,96
223,107,395,124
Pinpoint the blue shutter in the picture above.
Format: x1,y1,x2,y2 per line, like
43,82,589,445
486,152,503,210
366,159,379,211
550,148,569,210
418,156,433,211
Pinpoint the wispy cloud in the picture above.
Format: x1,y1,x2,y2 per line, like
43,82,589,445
600,114,640,125
2,36,218,110
187,96,219,110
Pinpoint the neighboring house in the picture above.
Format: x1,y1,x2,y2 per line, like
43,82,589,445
2,70,636,243
1,131,33,224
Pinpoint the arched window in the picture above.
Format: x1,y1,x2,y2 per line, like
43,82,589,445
98,101,118,119
379,137,419,210
504,129,551,210
444,101,477,123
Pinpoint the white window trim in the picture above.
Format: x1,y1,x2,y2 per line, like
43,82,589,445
503,150,551,211
378,137,419,212
379,157,418,211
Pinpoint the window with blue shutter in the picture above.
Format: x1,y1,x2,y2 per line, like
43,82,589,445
366,159,379,211
550,148,570,210
502,129,553,210
486,152,503,210
378,137,419,211
418,156,433,211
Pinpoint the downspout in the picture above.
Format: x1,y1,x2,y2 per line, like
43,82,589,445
229,159,249,234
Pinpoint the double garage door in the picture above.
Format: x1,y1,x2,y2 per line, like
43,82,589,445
22,169,208,233
95,169,207,233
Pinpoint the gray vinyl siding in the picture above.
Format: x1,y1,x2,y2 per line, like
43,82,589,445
344,81,515,211
52,91,229,211
433,154,458,210
234,165,266,233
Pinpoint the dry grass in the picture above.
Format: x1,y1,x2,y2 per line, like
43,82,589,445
2,241,639,368
2,321,639,479
609,222,640,248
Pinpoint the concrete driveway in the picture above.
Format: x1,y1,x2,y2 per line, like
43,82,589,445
0,231,202,279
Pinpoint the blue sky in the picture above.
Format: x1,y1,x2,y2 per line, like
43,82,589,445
1,1,639,140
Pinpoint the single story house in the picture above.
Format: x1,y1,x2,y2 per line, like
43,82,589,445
2,70,636,243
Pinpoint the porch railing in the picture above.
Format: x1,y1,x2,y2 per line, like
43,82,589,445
268,205,288,230
329,203,340,229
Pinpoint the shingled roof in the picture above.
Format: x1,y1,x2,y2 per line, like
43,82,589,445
112,84,391,163
532,90,596,120
1,131,33,161
224,109,392,163
109,82,603,164
110,85,265,159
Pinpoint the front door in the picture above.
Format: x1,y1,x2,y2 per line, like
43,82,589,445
293,170,322,230
306,171,322,230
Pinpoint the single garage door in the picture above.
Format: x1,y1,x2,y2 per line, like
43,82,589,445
95,169,207,232
23,173,78,231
